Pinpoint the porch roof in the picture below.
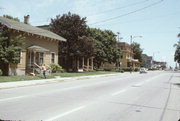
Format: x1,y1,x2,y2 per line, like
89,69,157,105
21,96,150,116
0,16,66,42
27,45,49,52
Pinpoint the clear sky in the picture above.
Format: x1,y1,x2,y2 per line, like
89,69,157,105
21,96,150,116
0,0,180,67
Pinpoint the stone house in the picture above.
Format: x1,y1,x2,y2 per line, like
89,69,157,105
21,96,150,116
117,42,140,68
0,15,66,75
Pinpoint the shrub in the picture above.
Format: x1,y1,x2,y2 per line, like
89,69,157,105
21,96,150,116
0,69,2,76
119,69,124,73
134,67,140,72
115,67,124,73
121,67,131,72
50,64,64,73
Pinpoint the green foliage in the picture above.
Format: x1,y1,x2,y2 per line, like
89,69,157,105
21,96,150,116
134,67,140,72
174,40,180,63
50,12,94,70
121,67,131,72
50,63,64,73
0,30,25,76
103,65,115,71
118,67,139,72
116,68,124,73
3,15,20,22
0,32,25,64
131,42,143,65
88,28,121,68
50,12,94,57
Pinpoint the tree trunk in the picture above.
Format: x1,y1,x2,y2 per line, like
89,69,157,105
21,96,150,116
0,62,9,76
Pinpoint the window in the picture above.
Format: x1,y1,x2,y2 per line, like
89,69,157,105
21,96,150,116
17,49,22,64
120,55,123,59
39,52,44,65
51,52,55,63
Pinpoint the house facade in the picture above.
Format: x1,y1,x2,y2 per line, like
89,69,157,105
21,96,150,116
0,15,66,75
117,42,140,68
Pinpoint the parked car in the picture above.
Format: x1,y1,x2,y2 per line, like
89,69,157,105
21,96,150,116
139,68,148,74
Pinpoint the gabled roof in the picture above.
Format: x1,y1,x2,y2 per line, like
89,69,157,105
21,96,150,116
0,16,66,42
28,45,49,52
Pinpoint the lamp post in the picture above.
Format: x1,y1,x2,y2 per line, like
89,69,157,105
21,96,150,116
117,32,120,42
116,32,123,42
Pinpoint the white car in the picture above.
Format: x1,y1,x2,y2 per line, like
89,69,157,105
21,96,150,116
139,68,147,74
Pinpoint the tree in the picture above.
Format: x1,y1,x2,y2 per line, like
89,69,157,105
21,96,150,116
3,15,20,22
0,30,25,76
50,12,94,71
131,42,143,66
88,28,121,68
174,34,180,68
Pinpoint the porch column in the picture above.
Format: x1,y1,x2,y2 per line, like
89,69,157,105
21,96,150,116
87,58,89,71
29,51,32,67
77,57,79,70
91,57,93,70
33,51,36,73
82,57,84,69
33,51,36,64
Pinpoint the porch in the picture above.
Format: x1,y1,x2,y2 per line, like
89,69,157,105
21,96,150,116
76,57,94,72
26,45,49,74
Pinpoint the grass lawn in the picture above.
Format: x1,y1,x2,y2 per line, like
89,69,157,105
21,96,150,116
0,71,119,83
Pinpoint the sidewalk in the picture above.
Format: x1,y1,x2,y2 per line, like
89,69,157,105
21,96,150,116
0,73,133,90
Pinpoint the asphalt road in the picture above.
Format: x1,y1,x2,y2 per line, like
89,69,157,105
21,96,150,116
0,71,180,121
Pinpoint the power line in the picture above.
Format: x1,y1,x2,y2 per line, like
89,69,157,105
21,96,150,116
26,0,150,25
93,11,180,27
87,0,150,17
89,0,164,25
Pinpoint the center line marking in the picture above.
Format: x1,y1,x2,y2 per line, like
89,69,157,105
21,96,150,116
45,106,86,121
112,89,127,96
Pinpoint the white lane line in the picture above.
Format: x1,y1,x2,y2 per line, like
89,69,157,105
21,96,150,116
0,85,86,102
45,106,85,121
132,73,165,87
112,89,128,96
0,95,28,102
112,74,165,96
0,75,140,102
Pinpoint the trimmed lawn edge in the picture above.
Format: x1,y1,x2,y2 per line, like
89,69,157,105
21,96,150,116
0,71,119,83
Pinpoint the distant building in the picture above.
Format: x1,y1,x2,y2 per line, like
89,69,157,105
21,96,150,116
153,61,167,69
117,42,140,68
142,54,153,69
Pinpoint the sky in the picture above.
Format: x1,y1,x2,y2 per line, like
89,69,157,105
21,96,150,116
0,0,180,68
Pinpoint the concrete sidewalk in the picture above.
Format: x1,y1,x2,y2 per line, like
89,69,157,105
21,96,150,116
0,73,134,90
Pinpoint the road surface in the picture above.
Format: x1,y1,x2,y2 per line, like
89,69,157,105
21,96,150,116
0,71,179,121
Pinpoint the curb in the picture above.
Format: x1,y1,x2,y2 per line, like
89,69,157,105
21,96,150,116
0,73,122,90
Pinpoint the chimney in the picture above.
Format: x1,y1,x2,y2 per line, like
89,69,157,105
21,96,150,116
24,15,30,24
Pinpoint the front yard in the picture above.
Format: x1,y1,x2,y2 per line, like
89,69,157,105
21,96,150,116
0,71,118,83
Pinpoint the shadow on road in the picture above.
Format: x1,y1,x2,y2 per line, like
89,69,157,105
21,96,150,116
173,83,180,88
